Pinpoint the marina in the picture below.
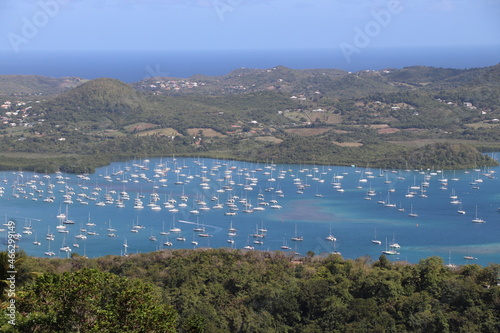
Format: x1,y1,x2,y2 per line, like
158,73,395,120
1,156,499,266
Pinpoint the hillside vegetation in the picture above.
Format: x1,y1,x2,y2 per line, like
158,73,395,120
0,64,499,172
2,249,500,332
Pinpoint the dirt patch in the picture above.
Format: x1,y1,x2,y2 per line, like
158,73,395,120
369,124,389,129
187,128,226,137
377,128,400,134
284,127,331,136
332,141,363,147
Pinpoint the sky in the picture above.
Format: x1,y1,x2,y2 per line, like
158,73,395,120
0,0,499,53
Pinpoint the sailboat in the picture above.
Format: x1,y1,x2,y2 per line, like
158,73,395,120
332,240,341,255
56,204,66,219
169,216,181,233
228,221,237,236
193,217,205,232
382,238,398,255
408,204,418,217
471,206,485,223
44,238,55,256
371,229,381,245
123,237,129,256
32,232,41,246
59,235,71,253
46,226,55,241
280,237,291,250
149,229,158,241
160,220,169,235
163,233,173,247
389,233,401,249
445,251,457,268
291,223,303,241
326,224,336,242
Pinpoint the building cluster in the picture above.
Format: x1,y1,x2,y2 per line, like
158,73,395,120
146,80,203,91
0,100,40,128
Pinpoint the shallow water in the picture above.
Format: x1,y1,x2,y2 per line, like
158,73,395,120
1,157,499,266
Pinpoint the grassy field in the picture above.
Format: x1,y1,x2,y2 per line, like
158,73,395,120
332,141,363,147
123,122,158,132
465,121,500,129
284,127,332,136
137,128,182,137
186,128,226,137
254,136,283,144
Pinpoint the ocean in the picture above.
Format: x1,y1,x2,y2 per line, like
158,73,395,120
1,46,499,82
2,157,499,266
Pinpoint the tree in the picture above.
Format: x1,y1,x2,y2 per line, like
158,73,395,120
11,268,177,332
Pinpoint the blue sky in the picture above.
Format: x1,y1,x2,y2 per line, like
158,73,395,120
1,0,499,53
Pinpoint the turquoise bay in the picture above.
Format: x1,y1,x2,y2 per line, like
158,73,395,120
1,157,499,266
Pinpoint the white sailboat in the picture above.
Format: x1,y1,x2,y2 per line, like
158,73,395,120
382,238,398,255
44,238,55,256
59,235,71,253
371,229,381,245
280,237,291,250
408,204,418,217
169,216,182,232
389,233,401,249
326,224,336,242
471,206,485,223
291,223,303,241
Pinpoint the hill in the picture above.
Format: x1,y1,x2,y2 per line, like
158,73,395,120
0,75,87,95
0,63,499,173
132,64,500,99
43,78,147,125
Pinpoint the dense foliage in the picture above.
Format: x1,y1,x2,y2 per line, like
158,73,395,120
2,249,500,332
0,64,499,172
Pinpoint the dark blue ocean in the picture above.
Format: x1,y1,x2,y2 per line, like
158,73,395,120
1,46,499,82
1,157,499,266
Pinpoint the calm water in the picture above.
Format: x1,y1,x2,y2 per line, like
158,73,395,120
1,46,499,82
1,157,499,266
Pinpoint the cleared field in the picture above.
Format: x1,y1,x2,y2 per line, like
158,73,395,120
321,113,342,124
332,141,363,147
465,122,500,129
284,127,331,136
137,128,181,137
368,124,390,129
186,128,226,137
124,122,158,132
254,136,283,144
102,130,126,138
377,128,400,134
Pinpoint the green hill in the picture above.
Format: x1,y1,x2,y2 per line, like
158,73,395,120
0,75,86,95
44,78,147,125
